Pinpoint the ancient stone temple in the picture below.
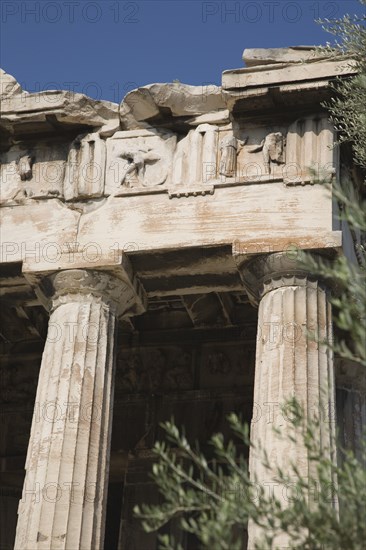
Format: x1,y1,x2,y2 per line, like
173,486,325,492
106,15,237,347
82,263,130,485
0,46,365,549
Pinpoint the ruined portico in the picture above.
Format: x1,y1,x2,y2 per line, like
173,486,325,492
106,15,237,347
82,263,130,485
0,47,365,549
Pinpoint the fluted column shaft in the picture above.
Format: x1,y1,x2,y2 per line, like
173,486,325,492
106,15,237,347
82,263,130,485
15,269,141,550
239,254,337,549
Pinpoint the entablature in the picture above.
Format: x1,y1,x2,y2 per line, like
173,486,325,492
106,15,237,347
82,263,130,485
0,47,358,280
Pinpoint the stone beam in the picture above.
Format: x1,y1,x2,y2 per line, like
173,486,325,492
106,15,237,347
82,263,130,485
242,46,331,67
1,228,342,300
222,59,357,90
223,57,357,117
0,190,338,266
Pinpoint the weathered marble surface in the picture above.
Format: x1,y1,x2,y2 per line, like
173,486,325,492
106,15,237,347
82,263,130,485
0,68,119,141
0,183,337,264
222,58,357,89
0,68,25,98
239,253,337,549
14,269,145,550
119,82,226,130
0,99,339,205
243,46,331,67
105,129,177,193
0,48,362,550
0,55,345,210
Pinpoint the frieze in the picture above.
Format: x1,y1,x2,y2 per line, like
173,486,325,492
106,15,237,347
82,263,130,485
114,344,255,394
63,132,106,201
284,114,337,184
0,143,67,205
171,124,219,186
17,153,34,181
0,114,338,205
219,134,247,178
116,347,194,393
200,344,254,389
105,129,177,195
248,132,286,174
0,362,38,404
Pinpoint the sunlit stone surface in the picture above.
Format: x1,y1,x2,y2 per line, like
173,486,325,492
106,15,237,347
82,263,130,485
0,48,363,549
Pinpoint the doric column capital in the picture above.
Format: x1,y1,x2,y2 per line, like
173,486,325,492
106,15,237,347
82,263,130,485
40,269,145,317
236,251,330,304
17,257,145,549
22,252,147,318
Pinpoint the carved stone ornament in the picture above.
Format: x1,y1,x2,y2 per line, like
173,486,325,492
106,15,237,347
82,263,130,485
63,132,106,200
0,143,66,205
171,124,219,186
0,151,35,204
284,115,336,185
105,129,177,194
236,251,332,305
219,134,247,178
16,153,33,181
116,347,193,393
249,132,286,173
31,268,146,318
1,363,38,404
207,351,231,374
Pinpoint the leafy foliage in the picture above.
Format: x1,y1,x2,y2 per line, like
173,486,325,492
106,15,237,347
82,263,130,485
318,0,366,169
135,404,366,549
304,1,366,367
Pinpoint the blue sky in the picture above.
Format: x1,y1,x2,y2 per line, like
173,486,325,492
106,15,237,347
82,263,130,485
1,1,364,102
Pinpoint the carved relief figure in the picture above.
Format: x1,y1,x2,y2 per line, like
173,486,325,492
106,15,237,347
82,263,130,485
119,147,161,188
116,354,144,393
106,129,177,194
7,153,35,202
249,132,286,173
1,144,65,204
16,154,33,181
1,363,38,403
207,351,231,374
219,135,237,177
219,135,247,178
164,351,193,389
145,348,166,390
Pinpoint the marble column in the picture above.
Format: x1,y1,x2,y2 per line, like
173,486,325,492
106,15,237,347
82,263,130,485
239,253,337,549
15,269,144,550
